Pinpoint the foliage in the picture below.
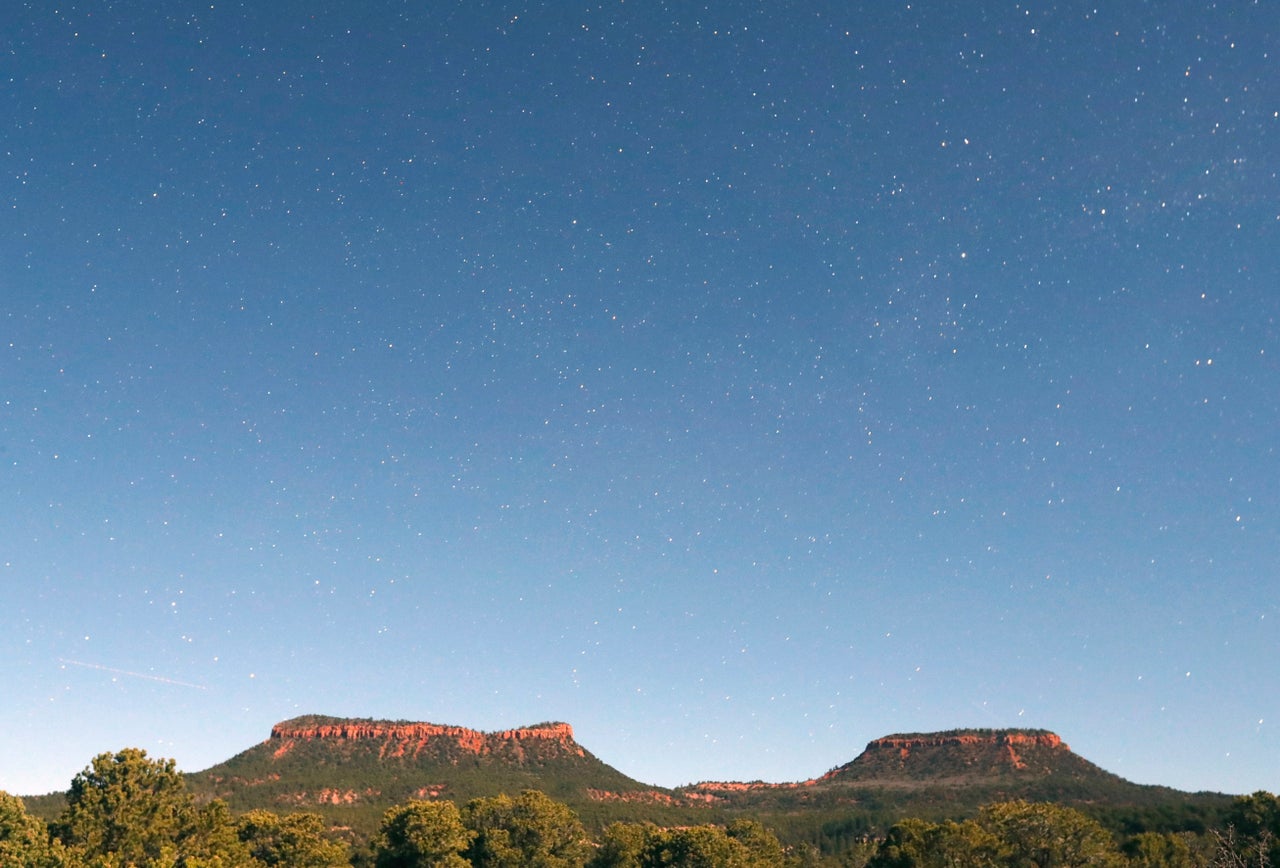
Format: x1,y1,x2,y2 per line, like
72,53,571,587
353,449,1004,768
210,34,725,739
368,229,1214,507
374,800,474,868
49,749,272,866
590,820,787,868
236,809,349,867
179,799,259,867
463,790,588,868
725,820,785,868
653,825,751,868
0,791,60,868
590,822,653,868
1216,793,1280,868
1122,831,1201,868
56,748,201,866
868,817,1001,868
869,802,1128,868
978,801,1124,868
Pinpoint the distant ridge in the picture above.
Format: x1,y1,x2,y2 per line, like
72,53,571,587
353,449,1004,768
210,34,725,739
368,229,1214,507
673,727,1199,818
16,717,1239,855
15,717,1227,841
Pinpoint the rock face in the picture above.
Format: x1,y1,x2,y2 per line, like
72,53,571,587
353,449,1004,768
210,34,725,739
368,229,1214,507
866,731,1065,752
864,731,1065,770
268,717,585,761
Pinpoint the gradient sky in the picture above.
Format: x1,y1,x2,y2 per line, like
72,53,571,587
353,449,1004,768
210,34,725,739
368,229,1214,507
2,1,1277,798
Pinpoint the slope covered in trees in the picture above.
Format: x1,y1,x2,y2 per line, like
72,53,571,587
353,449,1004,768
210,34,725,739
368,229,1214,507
3,744,1277,868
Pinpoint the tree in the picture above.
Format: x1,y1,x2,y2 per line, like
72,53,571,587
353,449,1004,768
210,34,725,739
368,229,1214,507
56,748,199,867
590,823,653,868
1122,831,1197,868
463,791,586,868
979,801,1123,868
374,800,474,868
0,791,58,868
870,806,1121,868
725,820,785,868
180,800,258,868
1218,793,1280,868
927,820,1002,868
868,817,1000,868
651,825,750,868
237,809,349,867
592,822,785,868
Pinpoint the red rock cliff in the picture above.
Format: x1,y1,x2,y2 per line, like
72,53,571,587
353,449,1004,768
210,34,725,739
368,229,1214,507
867,732,1065,753
268,718,584,760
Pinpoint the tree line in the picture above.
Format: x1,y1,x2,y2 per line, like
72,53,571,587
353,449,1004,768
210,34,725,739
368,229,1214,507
1,747,1276,868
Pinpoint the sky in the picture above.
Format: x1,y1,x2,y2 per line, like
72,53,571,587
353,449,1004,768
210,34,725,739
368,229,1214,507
1,1,1277,798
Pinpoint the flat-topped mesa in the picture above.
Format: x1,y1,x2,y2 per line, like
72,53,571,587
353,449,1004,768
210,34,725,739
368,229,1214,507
819,728,1083,783
268,717,583,760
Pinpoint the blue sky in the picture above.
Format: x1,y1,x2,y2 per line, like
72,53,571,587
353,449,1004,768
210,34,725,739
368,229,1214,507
2,1,1277,797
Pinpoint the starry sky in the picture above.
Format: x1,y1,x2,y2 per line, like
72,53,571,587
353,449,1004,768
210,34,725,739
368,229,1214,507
2,1,1278,798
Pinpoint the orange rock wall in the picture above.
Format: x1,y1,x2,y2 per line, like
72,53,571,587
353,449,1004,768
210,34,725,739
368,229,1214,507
267,720,584,759
867,732,1065,752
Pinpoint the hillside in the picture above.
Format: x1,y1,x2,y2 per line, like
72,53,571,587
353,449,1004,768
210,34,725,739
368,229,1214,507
684,728,1169,799
24,719,1234,844
185,715,691,832
675,728,1231,843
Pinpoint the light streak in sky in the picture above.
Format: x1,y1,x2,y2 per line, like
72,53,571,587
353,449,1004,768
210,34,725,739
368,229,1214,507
58,659,209,691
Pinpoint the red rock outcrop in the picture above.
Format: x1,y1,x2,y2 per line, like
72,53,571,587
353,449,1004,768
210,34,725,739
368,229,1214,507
865,731,1065,758
267,718,585,760
587,788,687,806
277,787,380,806
314,788,371,805
687,779,820,793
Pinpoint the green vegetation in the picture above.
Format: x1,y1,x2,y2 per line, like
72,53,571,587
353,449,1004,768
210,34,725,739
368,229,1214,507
462,791,588,868
165,719,1241,846
3,741,1275,868
373,800,473,868
238,809,350,867
0,790,63,868
589,819,786,868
